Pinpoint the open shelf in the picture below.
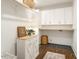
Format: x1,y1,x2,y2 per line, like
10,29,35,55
39,25,73,31
16,0,38,13
40,24,73,26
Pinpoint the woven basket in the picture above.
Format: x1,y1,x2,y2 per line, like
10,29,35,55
41,35,48,44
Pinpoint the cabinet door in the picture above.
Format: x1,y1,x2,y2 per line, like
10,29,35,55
54,8,64,24
41,8,66,25
64,7,73,24
41,11,49,25
49,10,55,25
41,11,45,25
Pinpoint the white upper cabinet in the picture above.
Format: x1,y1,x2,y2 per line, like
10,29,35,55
49,10,54,24
40,7,73,25
64,7,73,24
54,8,64,24
41,10,54,25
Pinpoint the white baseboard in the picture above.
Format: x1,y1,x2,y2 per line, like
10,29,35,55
72,46,77,58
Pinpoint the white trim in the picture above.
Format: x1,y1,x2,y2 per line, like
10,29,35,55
2,14,32,22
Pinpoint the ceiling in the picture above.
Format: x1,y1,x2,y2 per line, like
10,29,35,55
35,0,73,10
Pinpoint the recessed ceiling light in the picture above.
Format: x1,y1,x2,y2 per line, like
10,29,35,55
34,0,38,4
